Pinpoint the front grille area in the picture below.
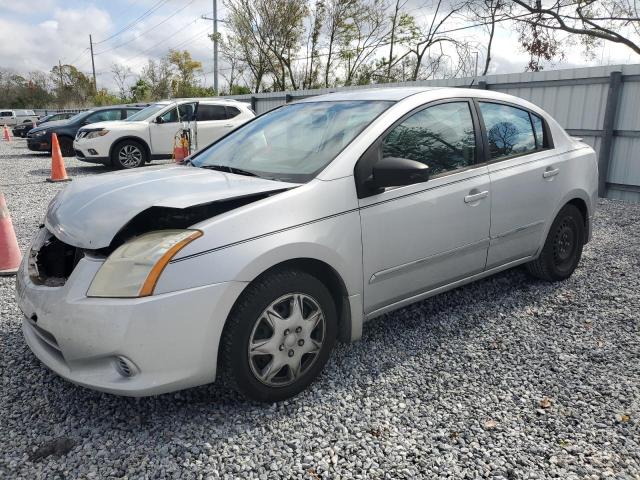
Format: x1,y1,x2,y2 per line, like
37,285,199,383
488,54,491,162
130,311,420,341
29,232,84,287
74,149,85,158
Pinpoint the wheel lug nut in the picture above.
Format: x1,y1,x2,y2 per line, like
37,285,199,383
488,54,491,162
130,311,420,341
295,327,302,333
279,344,284,351
298,339,304,346
288,350,294,357
284,329,290,336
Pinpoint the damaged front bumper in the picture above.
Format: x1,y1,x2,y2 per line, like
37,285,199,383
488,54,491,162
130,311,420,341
16,230,247,396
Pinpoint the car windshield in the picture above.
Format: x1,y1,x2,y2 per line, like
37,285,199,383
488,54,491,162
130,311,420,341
191,100,393,183
126,103,166,121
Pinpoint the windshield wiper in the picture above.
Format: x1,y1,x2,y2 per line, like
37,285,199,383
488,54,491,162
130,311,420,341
199,164,260,177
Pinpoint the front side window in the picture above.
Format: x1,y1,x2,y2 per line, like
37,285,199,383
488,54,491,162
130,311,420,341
124,109,141,118
382,102,476,176
191,100,392,183
158,104,196,123
125,103,166,122
197,105,227,121
86,109,122,123
479,102,536,159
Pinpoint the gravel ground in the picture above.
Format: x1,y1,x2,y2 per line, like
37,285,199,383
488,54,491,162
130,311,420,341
1,138,639,479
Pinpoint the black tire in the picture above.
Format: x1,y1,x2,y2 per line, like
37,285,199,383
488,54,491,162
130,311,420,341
220,268,337,402
111,140,147,169
526,204,585,281
58,137,74,157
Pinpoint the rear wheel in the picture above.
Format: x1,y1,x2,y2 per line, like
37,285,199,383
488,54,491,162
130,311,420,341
111,140,147,169
220,269,337,402
526,204,585,281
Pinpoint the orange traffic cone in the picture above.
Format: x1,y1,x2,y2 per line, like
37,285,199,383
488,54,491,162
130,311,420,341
47,133,71,183
2,125,11,142
0,193,22,276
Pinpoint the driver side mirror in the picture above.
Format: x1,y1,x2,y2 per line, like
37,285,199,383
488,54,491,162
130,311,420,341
368,156,430,189
155,116,165,124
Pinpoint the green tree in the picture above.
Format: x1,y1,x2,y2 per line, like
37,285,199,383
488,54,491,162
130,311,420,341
167,49,203,97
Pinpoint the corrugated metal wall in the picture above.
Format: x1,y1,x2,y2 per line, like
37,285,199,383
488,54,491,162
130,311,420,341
228,64,640,202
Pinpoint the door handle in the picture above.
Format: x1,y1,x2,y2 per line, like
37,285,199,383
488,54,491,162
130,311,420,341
223,123,234,127
464,190,489,203
543,167,559,178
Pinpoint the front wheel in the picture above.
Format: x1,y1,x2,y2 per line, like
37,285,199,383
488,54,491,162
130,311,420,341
526,204,585,281
220,269,337,402
111,140,147,169
58,137,74,157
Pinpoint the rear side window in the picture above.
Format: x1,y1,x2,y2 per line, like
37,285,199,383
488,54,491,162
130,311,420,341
382,101,476,176
1,111,13,117
197,105,228,121
479,102,536,159
531,113,547,148
226,106,241,118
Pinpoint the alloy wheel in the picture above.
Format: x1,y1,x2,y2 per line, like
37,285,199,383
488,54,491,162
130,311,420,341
248,293,325,387
118,144,142,168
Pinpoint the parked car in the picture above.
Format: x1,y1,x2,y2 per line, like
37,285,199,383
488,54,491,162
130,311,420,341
16,88,597,402
73,98,255,169
12,112,76,138
1,109,38,126
26,105,148,156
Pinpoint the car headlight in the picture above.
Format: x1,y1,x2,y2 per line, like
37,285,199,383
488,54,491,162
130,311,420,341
31,129,47,137
84,129,109,139
87,229,202,298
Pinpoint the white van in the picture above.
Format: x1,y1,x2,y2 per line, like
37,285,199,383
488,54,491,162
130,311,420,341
73,98,255,169
1,109,39,126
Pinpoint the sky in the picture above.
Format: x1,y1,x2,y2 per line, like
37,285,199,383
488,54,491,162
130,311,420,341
0,0,637,91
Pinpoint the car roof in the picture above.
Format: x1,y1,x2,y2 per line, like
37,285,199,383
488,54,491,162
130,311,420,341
154,98,244,106
296,87,442,102
92,103,149,111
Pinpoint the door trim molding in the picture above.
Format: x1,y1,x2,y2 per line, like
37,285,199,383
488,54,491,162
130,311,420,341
365,255,533,320
491,220,545,242
369,238,490,285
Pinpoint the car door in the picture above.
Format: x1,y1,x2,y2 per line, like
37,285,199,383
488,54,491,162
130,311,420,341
195,104,233,149
149,103,197,156
358,100,492,315
477,101,563,269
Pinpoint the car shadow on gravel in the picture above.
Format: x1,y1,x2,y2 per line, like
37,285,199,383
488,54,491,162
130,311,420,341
1,152,50,160
8,264,569,438
27,164,111,177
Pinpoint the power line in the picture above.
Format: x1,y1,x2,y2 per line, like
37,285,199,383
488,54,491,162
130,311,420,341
93,0,172,45
120,15,212,65
94,0,198,55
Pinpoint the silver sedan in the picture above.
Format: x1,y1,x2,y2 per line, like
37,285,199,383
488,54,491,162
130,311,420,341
16,87,598,402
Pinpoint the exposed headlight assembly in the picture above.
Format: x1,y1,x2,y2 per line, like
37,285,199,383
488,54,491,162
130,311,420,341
87,230,202,298
31,129,47,137
84,129,109,139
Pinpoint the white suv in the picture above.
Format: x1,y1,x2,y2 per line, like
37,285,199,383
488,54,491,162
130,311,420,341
1,109,38,126
73,98,255,169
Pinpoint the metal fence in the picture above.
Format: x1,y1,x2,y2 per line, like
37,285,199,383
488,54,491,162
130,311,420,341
227,64,640,203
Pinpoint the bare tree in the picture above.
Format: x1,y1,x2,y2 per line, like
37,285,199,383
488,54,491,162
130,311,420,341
339,0,392,85
467,0,506,75
111,64,132,101
510,0,640,56
406,0,469,81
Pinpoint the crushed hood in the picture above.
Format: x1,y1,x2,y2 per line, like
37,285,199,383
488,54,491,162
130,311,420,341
45,166,295,249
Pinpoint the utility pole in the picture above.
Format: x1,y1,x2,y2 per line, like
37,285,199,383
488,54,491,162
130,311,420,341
89,34,97,92
202,0,218,93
